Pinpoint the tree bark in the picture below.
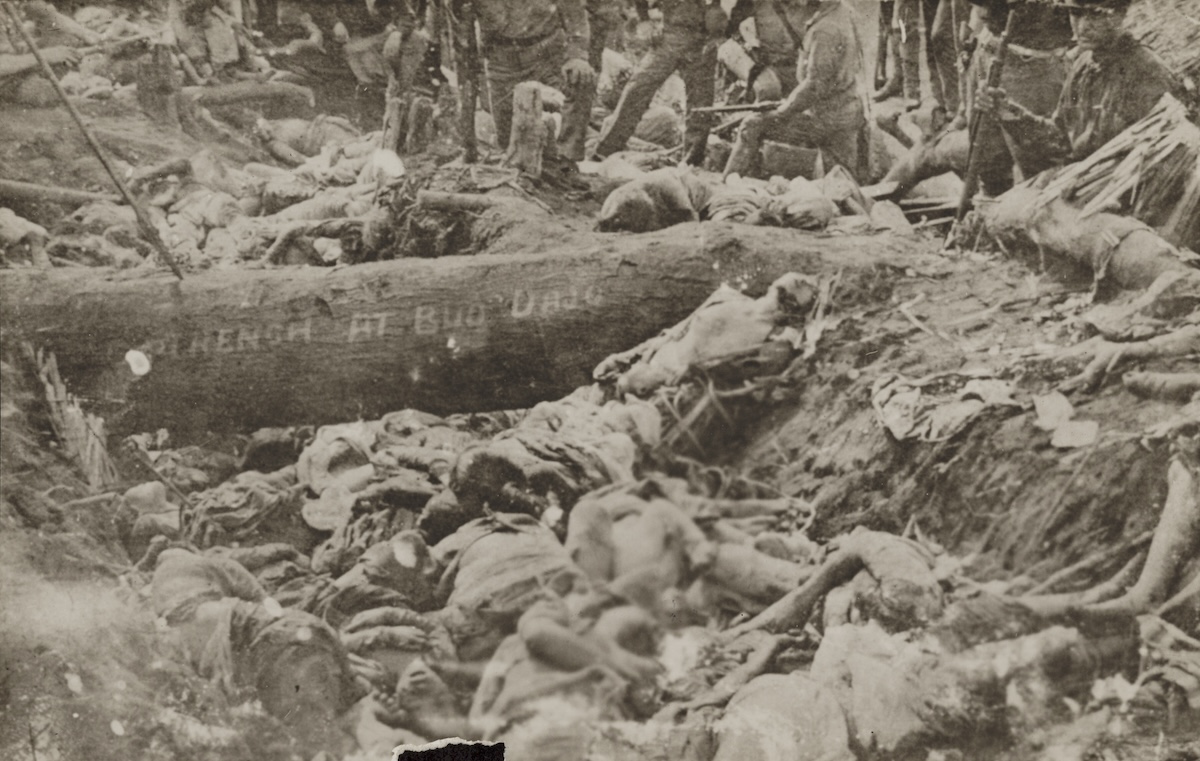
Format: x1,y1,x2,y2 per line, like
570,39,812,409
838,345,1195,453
505,82,546,176
0,223,924,436
137,44,183,127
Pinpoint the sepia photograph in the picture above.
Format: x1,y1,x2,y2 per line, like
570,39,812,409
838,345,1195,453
1,0,1198,759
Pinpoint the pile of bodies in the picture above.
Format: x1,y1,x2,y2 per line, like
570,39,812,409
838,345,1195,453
113,273,1200,760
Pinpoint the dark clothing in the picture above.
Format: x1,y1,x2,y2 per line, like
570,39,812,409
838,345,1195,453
970,0,1075,51
587,0,623,70
595,0,719,162
726,0,867,178
779,0,864,119
967,2,1074,195
924,0,959,114
485,28,596,161
890,0,921,101
1001,35,1182,173
477,0,595,161
477,0,590,62
750,0,811,95
594,22,717,162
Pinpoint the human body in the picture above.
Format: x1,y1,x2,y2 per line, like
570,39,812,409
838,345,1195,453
0,1,94,106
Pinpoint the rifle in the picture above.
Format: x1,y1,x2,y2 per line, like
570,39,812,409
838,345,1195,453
693,100,781,114
952,8,1018,226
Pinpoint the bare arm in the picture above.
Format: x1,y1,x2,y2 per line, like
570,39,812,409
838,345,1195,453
0,46,80,77
0,53,39,78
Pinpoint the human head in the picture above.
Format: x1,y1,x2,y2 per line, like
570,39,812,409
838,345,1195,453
334,531,441,610
1060,0,1130,50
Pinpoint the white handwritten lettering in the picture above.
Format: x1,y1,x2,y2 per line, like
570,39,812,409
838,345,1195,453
238,326,260,352
511,290,535,318
288,318,313,343
414,306,438,336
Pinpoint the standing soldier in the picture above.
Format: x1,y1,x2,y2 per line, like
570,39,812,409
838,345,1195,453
723,0,868,180
965,0,1073,195
592,0,727,165
475,0,597,164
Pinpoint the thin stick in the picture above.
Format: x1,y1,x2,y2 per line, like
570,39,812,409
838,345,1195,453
2,1,183,279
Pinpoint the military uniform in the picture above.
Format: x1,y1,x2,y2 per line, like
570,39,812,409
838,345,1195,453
723,0,810,100
997,32,1181,176
477,0,595,162
967,0,1073,195
724,0,867,179
594,0,724,164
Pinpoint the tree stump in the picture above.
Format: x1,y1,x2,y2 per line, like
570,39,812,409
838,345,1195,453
505,82,546,176
137,44,182,127
405,96,436,154
381,96,405,154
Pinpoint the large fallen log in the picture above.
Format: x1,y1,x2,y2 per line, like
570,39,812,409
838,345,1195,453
0,222,923,436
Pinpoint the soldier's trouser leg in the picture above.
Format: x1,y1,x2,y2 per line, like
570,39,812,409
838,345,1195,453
876,0,902,95
392,29,430,97
680,40,717,165
594,27,693,158
731,101,866,180
486,57,521,154
489,34,595,162
892,0,922,103
927,0,959,115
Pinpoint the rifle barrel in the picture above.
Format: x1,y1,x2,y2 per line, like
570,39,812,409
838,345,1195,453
693,101,780,114
953,8,1019,224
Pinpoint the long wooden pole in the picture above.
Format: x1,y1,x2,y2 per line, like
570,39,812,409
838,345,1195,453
2,1,184,280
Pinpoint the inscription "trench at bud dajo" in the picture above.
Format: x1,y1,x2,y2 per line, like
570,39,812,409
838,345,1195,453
137,285,603,357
